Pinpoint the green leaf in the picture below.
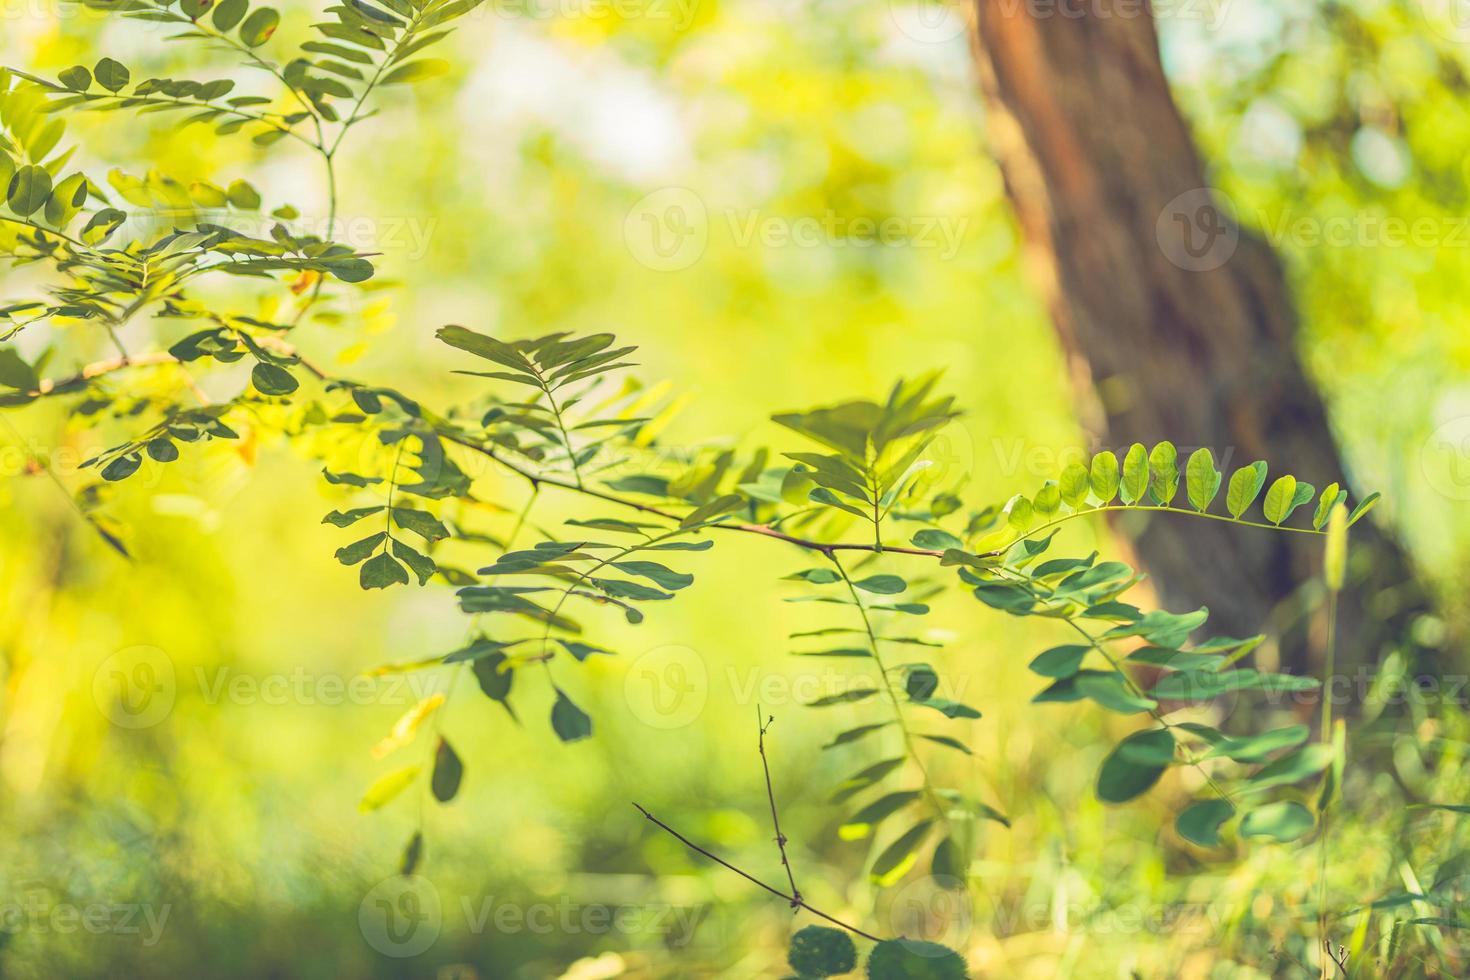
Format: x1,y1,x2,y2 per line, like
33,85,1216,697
840,791,922,840
7,166,52,217
1312,482,1345,530
323,506,385,527
93,58,131,93
430,737,462,803
1121,443,1149,504
931,835,967,884
1176,799,1234,847
251,362,298,395
1148,441,1179,504
0,348,38,391
550,688,592,742
786,568,841,584
58,66,91,91
830,758,905,804
1347,491,1380,526
392,507,449,542
869,820,933,886
212,0,248,30
787,926,856,978
239,8,280,46
1089,450,1120,504
1262,475,1296,525
360,552,409,589
1075,672,1157,714
866,939,968,979
382,59,450,85
1184,448,1221,512
45,173,89,226
359,765,418,812
399,831,423,875
1239,801,1314,842
1059,461,1090,509
101,453,143,482
912,528,962,550
1246,744,1333,792
917,733,972,755
854,574,906,595
1027,644,1088,679
806,688,880,707
612,560,693,591
1225,461,1268,519
680,493,744,528
472,652,515,718
1096,729,1174,804
1203,725,1310,763
822,723,890,749
392,540,436,586
145,438,179,463
336,531,386,565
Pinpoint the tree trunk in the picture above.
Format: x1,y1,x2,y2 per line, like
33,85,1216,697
968,0,1426,669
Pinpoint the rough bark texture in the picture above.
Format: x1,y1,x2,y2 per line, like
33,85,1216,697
969,0,1426,668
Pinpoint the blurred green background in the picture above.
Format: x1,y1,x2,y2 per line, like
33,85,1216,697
2,0,1469,977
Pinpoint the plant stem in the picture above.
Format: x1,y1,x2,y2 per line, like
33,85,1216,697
632,802,882,942
830,553,952,834
756,709,801,905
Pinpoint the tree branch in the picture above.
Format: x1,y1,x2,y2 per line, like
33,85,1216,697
631,802,881,943
757,709,801,906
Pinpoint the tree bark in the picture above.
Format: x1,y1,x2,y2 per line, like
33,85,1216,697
968,0,1426,668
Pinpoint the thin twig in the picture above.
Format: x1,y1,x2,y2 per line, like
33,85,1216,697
631,802,881,943
757,709,801,907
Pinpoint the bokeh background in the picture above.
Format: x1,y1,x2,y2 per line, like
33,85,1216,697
2,0,1469,976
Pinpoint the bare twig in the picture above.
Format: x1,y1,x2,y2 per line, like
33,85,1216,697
631,802,881,943
757,709,800,907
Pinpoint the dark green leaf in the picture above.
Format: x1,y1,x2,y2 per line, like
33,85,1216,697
1176,799,1234,847
550,688,592,742
361,552,409,589
7,166,52,217
1239,801,1314,842
251,362,298,395
430,737,462,802
869,820,934,886
1096,729,1174,804
866,939,968,979
94,58,131,93
787,926,856,979
239,7,280,46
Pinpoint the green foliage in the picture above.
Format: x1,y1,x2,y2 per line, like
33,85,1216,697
786,926,856,978
866,939,969,979
0,10,1394,970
